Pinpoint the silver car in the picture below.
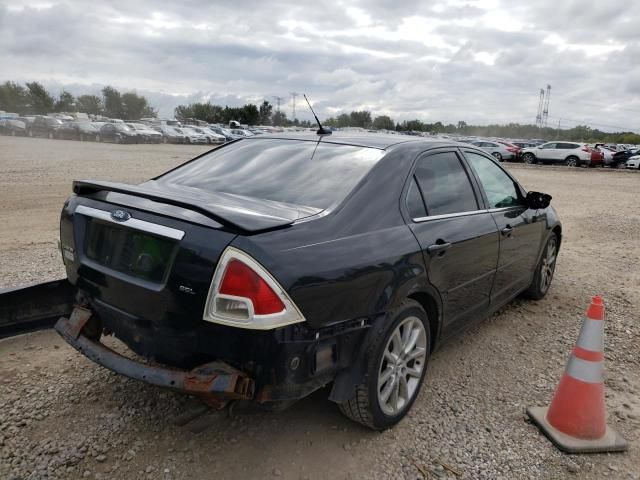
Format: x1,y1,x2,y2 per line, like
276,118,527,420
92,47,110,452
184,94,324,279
470,141,516,161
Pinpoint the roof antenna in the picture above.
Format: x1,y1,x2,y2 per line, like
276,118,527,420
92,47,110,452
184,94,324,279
303,94,332,136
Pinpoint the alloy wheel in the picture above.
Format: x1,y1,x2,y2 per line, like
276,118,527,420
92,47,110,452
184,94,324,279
377,316,427,416
566,157,577,167
523,153,534,164
540,237,557,294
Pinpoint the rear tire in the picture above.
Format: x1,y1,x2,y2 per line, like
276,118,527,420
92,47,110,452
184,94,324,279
523,153,535,164
565,156,578,167
492,152,503,161
523,234,558,300
338,299,430,430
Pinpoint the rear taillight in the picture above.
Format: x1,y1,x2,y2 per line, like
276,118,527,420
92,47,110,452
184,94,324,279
582,145,590,152
219,259,285,314
203,247,305,329
506,147,518,152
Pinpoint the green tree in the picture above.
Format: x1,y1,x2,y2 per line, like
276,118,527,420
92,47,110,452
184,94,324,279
349,110,372,128
272,110,288,126
102,86,123,118
175,104,194,120
25,81,55,114
240,104,259,125
0,81,28,112
336,113,351,128
259,100,273,125
55,91,75,112
121,92,156,119
372,115,395,130
76,95,102,115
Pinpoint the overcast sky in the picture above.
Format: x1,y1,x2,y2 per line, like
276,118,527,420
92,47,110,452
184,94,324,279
1,0,639,130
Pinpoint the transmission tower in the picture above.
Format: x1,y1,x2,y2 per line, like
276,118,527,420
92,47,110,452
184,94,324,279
542,84,551,128
290,92,298,121
535,88,545,127
272,96,284,113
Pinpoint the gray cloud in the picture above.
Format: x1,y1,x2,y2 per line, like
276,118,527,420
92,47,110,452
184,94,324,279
0,0,639,131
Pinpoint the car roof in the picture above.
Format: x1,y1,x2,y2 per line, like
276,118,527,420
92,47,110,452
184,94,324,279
246,132,454,150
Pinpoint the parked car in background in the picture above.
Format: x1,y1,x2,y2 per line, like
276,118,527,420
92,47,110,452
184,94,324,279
126,123,163,143
230,128,255,138
177,127,209,144
625,154,640,169
0,118,27,136
209,125,240,141
56,121,99,141
190,126,226,144
470,141,516,161
587,147,604,167
28,115,65,139
611,150,637,168
152,125,187,144
521,142,591,166
97,123,138,143
595,145,615,166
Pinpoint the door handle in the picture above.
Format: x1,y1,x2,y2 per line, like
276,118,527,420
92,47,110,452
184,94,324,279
501,225,513,236
427,242,452,257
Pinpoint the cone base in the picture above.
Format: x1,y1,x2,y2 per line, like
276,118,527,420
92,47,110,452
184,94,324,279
527,406,628,453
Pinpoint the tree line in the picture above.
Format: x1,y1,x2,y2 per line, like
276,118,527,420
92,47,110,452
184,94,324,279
0,81,156,120
323,111,640,144
174,100,313,128
3,81,637,143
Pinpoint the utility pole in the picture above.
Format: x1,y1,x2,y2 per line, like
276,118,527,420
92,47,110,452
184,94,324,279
290,92,298,121
535,88,545,128
556,118,562,139
542,84,551,128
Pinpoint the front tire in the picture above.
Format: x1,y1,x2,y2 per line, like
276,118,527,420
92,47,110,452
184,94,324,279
523,234,558,300
523,153,535,164
565,156,578,167
339,299,430,430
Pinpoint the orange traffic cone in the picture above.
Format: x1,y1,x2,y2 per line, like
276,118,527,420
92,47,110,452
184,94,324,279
527,296,628,453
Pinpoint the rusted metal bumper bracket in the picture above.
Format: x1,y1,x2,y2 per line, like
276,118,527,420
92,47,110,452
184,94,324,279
55,307,255,406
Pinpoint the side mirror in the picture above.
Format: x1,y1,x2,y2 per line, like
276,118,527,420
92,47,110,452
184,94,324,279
526,191,552,209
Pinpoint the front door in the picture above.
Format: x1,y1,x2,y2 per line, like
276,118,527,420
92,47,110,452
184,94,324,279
537,142,559,161
406,150,500,335
462,150,546,305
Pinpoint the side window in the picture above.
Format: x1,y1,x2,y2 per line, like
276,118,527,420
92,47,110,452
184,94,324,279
414,152,478,216
464,152,522,209
406,177,427,219
542,143,555,149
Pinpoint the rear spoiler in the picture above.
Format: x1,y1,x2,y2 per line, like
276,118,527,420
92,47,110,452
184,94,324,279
73,180,319,233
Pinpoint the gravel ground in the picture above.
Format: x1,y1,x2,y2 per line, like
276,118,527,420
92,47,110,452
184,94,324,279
0,136,639,479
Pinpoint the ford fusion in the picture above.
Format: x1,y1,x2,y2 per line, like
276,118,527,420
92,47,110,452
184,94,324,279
56,133,561,430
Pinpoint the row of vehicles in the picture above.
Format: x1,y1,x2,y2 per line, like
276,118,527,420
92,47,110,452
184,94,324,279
466,138,638,168
0,113,263,145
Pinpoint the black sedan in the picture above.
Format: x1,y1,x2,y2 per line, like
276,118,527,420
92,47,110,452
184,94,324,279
56,121,99,141
97,122,138,143
56,133,561,430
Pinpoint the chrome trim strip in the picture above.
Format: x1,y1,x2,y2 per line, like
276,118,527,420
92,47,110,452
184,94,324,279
488,206,524,213
412,209,488,223
75,205,185,241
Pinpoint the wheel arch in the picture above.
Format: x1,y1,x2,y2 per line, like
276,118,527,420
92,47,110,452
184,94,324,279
406,291,440,353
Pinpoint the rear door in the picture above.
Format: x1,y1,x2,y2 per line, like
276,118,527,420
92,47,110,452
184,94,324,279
405,150,499,335
461,150,545,305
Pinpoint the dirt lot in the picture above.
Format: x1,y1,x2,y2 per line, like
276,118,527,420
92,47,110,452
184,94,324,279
1,136,639,480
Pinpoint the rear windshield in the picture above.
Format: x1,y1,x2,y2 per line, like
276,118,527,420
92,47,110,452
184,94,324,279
159,138,384,209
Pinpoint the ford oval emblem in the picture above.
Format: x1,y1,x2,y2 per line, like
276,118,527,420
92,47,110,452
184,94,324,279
110,209,131,222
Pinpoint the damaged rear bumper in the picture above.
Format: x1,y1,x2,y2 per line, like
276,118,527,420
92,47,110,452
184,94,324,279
55,306,255,406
